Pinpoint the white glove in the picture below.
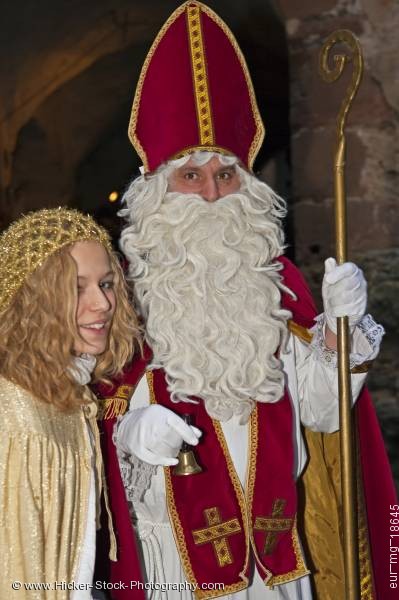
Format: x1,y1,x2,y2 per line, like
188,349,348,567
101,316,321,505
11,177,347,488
116,405,202,467
322,258,367,334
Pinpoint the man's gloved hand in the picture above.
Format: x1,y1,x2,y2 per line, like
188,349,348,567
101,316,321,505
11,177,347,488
322,257,367,334
116,404,202,466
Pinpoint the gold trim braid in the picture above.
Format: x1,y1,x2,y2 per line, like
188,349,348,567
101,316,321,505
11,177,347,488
246,406,309,585
128,1,265,172
245,405,273,581
356,427,376,599
147,372,200,587
164,461,247,600
128,4,188,171
146,371,248,599
267,519,310,586
200,2,265,169
171,145,233,161
212,419,251,586
187,4,215,146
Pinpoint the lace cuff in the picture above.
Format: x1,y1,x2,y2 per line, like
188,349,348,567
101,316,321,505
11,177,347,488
113,417,156,504
310,313,385,370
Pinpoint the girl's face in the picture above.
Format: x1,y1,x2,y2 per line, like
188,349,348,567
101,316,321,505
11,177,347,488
70,241,116,356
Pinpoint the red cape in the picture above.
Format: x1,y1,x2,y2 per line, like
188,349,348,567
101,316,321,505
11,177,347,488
97,257,397,599
279,257,398,599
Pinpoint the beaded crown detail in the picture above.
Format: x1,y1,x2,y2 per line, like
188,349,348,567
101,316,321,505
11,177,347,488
0,207,112,312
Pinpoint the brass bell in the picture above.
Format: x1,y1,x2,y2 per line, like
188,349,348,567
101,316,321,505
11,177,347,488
173,414,202,476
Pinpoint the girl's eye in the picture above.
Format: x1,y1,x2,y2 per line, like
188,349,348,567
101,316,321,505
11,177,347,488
100,281,114,290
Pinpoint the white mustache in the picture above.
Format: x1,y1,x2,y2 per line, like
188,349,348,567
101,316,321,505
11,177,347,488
122,189,291,423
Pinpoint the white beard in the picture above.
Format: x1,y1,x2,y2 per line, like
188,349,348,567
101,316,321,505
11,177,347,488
121,185,292,423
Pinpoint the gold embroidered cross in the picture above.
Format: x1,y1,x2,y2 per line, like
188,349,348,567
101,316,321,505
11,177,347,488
254,499,293,555
192,507,241,567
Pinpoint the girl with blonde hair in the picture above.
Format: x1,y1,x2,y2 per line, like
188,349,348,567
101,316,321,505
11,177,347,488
0,207,141,599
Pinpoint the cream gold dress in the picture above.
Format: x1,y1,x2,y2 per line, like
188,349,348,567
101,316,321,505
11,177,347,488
0,376,103,600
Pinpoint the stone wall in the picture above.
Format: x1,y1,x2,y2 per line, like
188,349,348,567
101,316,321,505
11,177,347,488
277,0,399,486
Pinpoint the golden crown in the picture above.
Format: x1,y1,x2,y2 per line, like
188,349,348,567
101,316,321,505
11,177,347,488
0,207,112,312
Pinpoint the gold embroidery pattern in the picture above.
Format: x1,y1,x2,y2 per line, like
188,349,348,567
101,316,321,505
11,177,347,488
164,467,202,595
358,500,375,599
145,371,249,599
187,4,214,146
128,3,188,171
164,470,247,599
254,499,293,555
192,507,241,567
356,431,376,599
146,370,156,404
129,1,265,172
171,144,232,161
246,406,309,585
212,420,250,584
102,384,133,419
200,2,264,169
267,519,310,586
246,406,272,582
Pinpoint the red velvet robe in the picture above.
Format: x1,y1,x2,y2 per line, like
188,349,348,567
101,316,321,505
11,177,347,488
97,257,397,599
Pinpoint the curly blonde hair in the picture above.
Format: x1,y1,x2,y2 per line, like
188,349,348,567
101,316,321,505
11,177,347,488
0,244,141,411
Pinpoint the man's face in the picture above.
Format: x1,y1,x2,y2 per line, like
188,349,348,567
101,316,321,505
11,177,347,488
168,155,241,202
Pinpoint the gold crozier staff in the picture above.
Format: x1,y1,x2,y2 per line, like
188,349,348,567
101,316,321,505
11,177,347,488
319,29,364,600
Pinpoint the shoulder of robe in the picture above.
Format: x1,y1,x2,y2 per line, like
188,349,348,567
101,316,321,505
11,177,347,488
0,375,84,437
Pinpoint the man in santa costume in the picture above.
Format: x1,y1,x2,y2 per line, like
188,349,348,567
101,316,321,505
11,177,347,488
98,3,397,599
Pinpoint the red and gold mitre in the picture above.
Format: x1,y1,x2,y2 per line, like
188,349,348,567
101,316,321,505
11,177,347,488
129,1,265,173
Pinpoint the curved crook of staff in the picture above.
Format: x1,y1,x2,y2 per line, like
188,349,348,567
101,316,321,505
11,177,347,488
319,30,363,600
